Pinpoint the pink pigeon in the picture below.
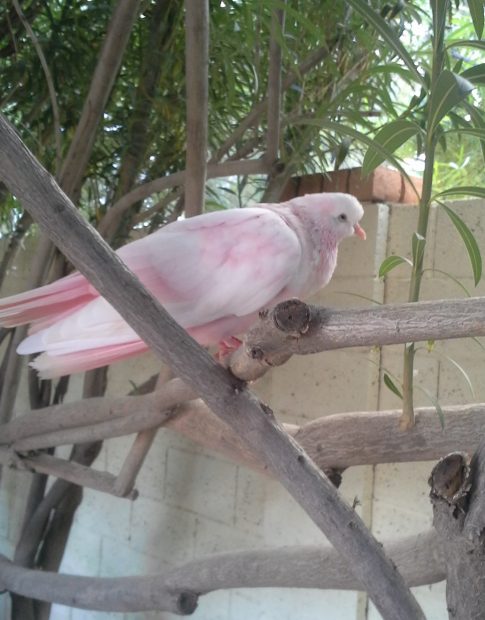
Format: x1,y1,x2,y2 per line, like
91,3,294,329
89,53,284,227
0,192,365,378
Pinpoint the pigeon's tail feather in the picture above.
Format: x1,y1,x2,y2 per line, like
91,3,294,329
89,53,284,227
30,340,149,379
0,273,95,329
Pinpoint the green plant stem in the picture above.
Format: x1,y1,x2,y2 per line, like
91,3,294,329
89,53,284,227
401,138,435,429
401,0,447,429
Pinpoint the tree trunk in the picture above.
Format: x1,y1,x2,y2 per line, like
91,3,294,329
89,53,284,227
430,445,485,618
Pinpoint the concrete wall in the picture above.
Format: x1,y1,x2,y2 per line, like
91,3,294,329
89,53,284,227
2,199,485,619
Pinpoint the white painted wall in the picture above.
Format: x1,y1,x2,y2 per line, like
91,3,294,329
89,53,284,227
2,199,485,620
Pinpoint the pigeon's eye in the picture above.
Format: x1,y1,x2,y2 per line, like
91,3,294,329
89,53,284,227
338,213,347,222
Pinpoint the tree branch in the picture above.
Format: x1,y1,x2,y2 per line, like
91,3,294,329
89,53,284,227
58,0,141,200
0,530,444,613
98,158,269,235
228,298,485,380
184,0,209,217
266,4,285,164
0,114,424,619
210,44,330,163
12,0,62,175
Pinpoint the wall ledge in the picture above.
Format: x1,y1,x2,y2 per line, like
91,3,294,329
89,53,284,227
281,166,423,205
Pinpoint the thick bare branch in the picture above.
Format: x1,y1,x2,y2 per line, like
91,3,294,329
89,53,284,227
113,368,174,497
4,388,485,478
229,298,485,380
0,378,192,443
0,449,135,498
98,158,269,235
430,443,485,617
0,113,424,619
184,0,209,217
266,5,285,163
0,530,444,613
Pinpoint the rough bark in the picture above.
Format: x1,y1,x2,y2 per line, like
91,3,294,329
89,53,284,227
266,5,285,164
229,298,485,380
183,0,209,217
0,530,444,613
430,445,485,618
0,113,424,620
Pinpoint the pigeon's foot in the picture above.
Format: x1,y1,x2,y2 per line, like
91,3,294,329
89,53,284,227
216,336,243,361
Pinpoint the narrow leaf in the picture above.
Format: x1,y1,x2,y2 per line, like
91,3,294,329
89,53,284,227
463,101,485,165
461,63,485,86
425,268,472,297
444,126,485,141
296,120,421,200
416,386,445,429
412,233,426,267
362,120,420,176
379,255,413,278
440,203,482,285
434,186,485,200
443,355,476,399
428,70,474,132
346,0,424,86
467,0,484,39
447,39,485,52
384,373,403,399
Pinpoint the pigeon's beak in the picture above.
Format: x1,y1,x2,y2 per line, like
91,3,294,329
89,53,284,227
354,223,366,240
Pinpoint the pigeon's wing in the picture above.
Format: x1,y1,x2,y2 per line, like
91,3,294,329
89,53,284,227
119,207,303,328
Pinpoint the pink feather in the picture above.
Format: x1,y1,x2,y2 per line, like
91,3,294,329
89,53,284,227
0,192,365,378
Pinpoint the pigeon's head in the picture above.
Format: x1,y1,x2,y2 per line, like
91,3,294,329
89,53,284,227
290,192,366,243
325,193,366,242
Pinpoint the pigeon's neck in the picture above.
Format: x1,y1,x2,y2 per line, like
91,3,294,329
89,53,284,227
282,203,338,250
263,202,339,296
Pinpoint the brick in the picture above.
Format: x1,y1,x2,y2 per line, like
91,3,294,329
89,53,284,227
72,488,132,543
164,447,237,524
281,167,422,204
234,466,266,529
194,513,262,557
231,587,359,620
130,496,196,565
100,535,162,577
433,198,485,279
48,604,72,620
323,168,352,193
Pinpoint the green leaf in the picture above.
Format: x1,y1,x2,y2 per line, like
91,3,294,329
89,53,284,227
462,102,485,165
467,0,484,39
295,120,421,200
416,386,445,429
433,186,485,200
379,255,413,278
428,70,474,132
440,203,482,285
425,268,472,297
431,0,448,48
412,233,426,267
443,355,476,399
447,39,485,52
345,0,424,86
383,373,403,399
362,120,421,176
461,64,485,86
444,126,485,141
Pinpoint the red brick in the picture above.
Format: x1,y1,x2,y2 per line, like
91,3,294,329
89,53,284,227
279,167,422,204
